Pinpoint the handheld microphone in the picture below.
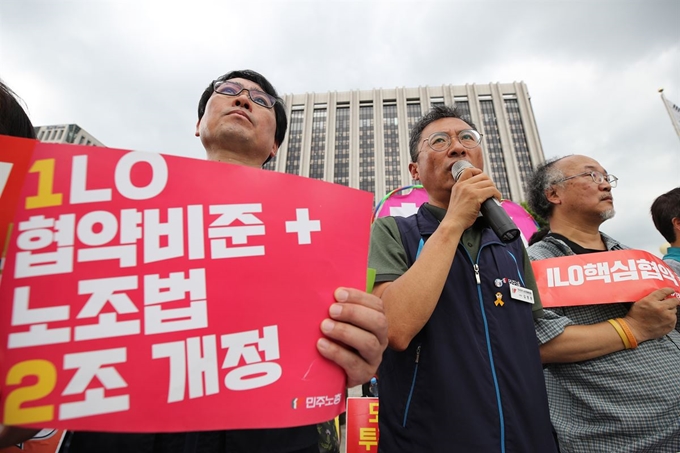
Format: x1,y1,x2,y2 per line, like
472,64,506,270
451,160,520,243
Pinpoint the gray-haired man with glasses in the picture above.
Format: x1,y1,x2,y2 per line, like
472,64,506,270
555,170,618,187
526,154,680,452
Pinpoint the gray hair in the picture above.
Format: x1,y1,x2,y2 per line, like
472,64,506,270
526,156,570,220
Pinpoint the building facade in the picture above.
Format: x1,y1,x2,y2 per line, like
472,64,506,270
34,124,104,147
266,82,544,202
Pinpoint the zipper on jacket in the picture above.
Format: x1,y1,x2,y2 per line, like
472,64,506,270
465,245,506,453
505,251,525,286
402,344,421,428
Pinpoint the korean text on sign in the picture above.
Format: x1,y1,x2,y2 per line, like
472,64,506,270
531,249,680,308
0,136,373,432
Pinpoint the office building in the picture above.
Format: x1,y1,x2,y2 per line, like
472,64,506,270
266,82,544,202
34,124,104,147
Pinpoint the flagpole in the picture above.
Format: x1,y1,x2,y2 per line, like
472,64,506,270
659,88,680,143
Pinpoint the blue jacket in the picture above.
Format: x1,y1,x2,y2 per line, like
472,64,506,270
377,206,556,453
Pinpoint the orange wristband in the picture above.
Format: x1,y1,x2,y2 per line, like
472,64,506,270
607,319,632,349
615,318,638,349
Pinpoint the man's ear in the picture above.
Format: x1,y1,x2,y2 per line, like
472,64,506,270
546,186,561,205
262,143,279,166
408,162,420,181
195,119,201,137
672,216,680,233
270,142,279,159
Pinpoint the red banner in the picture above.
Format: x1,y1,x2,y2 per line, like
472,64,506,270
531,250,680,308
0,136,373,432
345,398,379,453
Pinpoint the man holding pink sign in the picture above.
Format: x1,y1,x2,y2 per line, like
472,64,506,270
55,69,387,453
527,155,680,452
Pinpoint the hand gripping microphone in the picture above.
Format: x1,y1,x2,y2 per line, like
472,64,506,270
451,160,520,243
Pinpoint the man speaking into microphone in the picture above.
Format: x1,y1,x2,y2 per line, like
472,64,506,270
451,159,520,242
368,105,557,452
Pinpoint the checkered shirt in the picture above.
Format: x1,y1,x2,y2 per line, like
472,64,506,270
528,233,680,453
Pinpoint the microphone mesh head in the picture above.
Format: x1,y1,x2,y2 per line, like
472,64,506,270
451,160,474,181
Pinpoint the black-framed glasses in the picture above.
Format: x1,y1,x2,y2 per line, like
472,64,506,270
556,171,618,188
212,80,278,109
423,130,483,151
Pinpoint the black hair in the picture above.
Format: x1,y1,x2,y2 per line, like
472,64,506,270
528,228,550,246
0,80,36,139
408,105,477,162
197,69,287,148
651,187,680,243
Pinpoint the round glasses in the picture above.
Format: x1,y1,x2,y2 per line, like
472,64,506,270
213,80,278,109
556,171,618,188
423,130,482,152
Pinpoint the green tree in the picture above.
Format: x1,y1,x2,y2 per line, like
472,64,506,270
520,201,548,230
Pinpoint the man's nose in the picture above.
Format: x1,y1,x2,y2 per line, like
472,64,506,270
232,90,253,111
446,139,467,157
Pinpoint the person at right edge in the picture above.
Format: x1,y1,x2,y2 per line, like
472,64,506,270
368,105,557,452
651,187,680,277
526,155,680,452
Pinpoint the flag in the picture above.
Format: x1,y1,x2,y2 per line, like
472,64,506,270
660,90,680,142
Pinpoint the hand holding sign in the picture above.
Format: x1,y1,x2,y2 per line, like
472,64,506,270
625,288,679,343
317,288,387,388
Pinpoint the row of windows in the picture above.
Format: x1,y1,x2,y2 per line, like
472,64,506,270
38,129,95,146
285,111,305,175
285,137,303,175
333,108,351,186
289,121,304,132
309,110,327,180
359,107,376,193
39,129,64,141
296,94,505,109
383,104,402,191
406,103,423,134
504,99,533,191
455,101,471,121
480,100,511,199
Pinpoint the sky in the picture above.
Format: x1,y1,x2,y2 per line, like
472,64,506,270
1,0,679,256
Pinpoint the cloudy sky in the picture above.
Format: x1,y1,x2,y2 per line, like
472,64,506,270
1,0,678,255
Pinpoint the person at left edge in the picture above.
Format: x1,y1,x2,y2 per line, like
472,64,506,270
64,69,388,453
0,79,69,453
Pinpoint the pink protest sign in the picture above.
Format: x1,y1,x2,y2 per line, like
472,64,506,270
373,186,428,220
0,136,373,433
500,200,539,244
532,250,680,308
